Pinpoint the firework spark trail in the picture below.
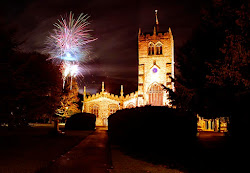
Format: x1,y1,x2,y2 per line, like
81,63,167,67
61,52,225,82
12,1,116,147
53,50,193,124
61,62,82,78
61,62,83,89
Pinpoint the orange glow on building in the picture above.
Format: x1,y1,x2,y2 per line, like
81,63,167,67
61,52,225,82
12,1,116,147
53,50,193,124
82,11,175,126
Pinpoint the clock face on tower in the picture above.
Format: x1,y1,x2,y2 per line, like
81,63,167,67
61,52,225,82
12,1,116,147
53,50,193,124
152,68,158,73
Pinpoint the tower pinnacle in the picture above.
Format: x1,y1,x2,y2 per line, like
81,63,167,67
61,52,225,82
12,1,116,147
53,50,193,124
84,86,86,99
102,82,105,92
155,10,159,25
138,28,141,36
155,10,159,32
120,85,124,97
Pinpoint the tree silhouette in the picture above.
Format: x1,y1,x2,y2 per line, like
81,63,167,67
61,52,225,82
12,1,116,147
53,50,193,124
7,52,62,127
176,0,249,117
206,0,249,89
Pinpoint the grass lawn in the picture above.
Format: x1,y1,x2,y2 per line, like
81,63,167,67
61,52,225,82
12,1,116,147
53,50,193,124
0,125,93,173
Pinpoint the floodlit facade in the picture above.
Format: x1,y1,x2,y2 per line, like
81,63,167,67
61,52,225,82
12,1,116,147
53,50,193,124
82,11,175,126
197,115,229,132
137,23,174,107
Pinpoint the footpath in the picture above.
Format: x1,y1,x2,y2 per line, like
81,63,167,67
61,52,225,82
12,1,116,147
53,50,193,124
39,127,111,173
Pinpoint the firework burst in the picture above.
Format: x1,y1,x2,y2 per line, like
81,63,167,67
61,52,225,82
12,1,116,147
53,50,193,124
45,12,95,63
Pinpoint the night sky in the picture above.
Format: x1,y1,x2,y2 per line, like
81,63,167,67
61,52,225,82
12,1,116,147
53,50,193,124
1,0,203,95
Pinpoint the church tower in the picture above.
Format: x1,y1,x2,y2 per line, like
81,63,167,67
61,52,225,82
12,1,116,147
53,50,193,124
137,10,174,106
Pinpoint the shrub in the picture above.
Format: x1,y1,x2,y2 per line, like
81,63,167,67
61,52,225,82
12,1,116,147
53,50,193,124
65,113,96,130
108,106,197,149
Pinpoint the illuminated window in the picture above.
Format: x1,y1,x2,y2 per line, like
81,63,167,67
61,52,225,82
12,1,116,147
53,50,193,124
109,104,118,115
148,43,154,55
148,84,163,106
90,104,99,117
156,43,162,55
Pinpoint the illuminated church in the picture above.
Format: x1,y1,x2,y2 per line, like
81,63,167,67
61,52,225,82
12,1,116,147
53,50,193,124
82,11,175,126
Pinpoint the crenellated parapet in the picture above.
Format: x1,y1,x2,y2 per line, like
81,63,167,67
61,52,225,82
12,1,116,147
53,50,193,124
138,27,173,41
85,91,121,102
84,90,138,102
139,32,170,40
124,91,138,101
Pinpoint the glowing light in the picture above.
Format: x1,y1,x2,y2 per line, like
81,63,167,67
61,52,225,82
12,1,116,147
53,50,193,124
62,62,80,78
45,12,95,63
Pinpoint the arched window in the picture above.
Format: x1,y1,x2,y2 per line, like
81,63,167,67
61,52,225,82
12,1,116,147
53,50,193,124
126,103,135,109
148,43,154,55
109,104,118,115
156,43,163,55
90,104,99,117
148,83,163,106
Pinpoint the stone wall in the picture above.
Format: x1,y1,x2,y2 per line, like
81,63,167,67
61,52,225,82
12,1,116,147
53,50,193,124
84,94,120,126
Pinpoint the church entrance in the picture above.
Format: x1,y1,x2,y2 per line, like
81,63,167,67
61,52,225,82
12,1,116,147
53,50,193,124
148,83,163,106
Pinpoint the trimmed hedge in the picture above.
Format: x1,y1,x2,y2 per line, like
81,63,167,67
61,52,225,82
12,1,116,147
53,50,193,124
108,106,197,149
65,113,96,130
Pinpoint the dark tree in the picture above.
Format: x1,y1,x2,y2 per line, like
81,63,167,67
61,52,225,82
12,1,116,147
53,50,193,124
0,27,19,125
175,0,249,137
206,0,249,89
8,52,62,127
176,0,249,116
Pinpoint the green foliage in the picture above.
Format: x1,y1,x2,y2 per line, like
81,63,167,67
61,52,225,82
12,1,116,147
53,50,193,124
65,113,96,130
206,0,249,89
165,81,195,111
55,78,80,118
176,0,249,115
109,106,197,147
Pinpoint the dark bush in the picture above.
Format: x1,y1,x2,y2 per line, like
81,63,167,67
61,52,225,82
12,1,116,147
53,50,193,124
108,106,198,171
65,113,96,130
108,106,197,149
